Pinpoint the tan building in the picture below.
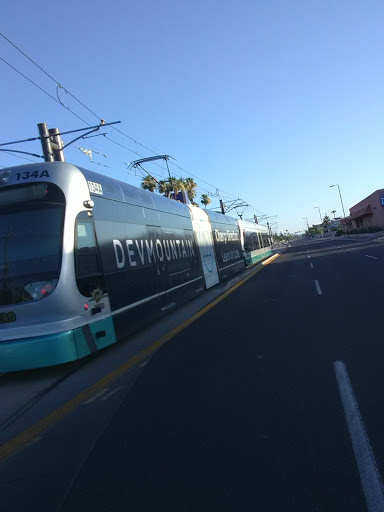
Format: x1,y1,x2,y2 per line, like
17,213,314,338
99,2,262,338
341,189,384,231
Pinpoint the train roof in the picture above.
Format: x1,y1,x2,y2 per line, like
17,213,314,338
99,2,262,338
78,167,246,225
206,209,239,227
240,218,268,232
78,166,192,218
1,162,266,228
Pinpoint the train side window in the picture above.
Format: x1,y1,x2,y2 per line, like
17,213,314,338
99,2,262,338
75,212,104,297
261,233,269,247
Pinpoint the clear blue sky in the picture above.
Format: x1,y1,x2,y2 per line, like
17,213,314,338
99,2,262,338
1,0,384,233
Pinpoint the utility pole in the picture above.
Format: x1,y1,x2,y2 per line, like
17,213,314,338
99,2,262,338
330,184,349,237
48,128,65,162
38,123,54,162
0,120,119,164
314,206,323,237
267,221,274,247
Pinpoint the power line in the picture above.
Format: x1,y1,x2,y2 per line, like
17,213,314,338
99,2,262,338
0,55,90,126
0,32,265,215
0,31,97,125
1,151,39,163
1,32,59,84
0,30,236,195
0,56,61,107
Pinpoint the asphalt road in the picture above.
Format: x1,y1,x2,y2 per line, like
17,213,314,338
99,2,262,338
3,237,384,511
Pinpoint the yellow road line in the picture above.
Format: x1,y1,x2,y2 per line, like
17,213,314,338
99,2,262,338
262,253,280,265
0,253,280,463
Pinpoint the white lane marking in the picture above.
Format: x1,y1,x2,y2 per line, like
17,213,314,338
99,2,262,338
307,255,311,259
83,388,110,405
101,386,125,401
334,361,384,512
314,280,322,295
365,255,378,260
310,262,314,269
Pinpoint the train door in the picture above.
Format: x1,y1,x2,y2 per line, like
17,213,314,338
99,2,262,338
257,231,263,251
237,219,246,254
187,205,219,289
74,211,115,351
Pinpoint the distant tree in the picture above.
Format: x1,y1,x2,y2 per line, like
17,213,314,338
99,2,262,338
172,178,185,196
323,214,331,224
305,225,321,237
331,210,336,218
201,194,211,209
158,178,175,197
157,176,190,199
141,174,157,192
182,177,197,202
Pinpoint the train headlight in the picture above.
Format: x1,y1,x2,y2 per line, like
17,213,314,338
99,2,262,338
24,279,58,301
83,200,94,209
0,171,11,185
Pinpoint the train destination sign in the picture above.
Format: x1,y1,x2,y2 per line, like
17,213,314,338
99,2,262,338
113,237,196,269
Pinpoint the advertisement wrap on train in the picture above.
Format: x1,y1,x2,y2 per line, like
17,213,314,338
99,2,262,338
0,162,273,371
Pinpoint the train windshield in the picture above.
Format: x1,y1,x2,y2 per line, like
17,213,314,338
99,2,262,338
0,183,65,306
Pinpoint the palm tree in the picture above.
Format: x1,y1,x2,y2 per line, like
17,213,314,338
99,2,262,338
158,178,174,197
141,174,157,193
182,178,197,202
172,178,185,196
331,210,336,219
201,194,211,209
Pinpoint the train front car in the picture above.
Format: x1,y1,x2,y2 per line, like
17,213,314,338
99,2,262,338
0,162,116,371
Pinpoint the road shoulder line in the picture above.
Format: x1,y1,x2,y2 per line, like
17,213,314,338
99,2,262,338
334,361,384,512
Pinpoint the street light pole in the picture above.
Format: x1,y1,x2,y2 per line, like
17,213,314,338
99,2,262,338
314,206,323,237
267,221,274,247
330,184,349,237
303,217,309,229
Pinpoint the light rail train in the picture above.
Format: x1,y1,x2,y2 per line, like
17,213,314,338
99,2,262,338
0,162,272,371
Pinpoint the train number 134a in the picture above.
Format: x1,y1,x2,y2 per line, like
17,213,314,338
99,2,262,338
16,170,50,180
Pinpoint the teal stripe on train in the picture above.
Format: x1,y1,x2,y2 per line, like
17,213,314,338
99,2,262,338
0,317,116,372
245,249,273,267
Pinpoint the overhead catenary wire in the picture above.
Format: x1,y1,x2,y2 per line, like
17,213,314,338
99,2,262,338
3,152,39,163
0,56,61,107
0,31,265,216
1,55,257,207
0,30,224,190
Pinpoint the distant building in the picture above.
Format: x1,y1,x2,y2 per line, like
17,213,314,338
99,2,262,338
341,189,384,231
323,217,341,237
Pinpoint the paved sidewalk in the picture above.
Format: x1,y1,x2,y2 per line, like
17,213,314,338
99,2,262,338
336,230,384,242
